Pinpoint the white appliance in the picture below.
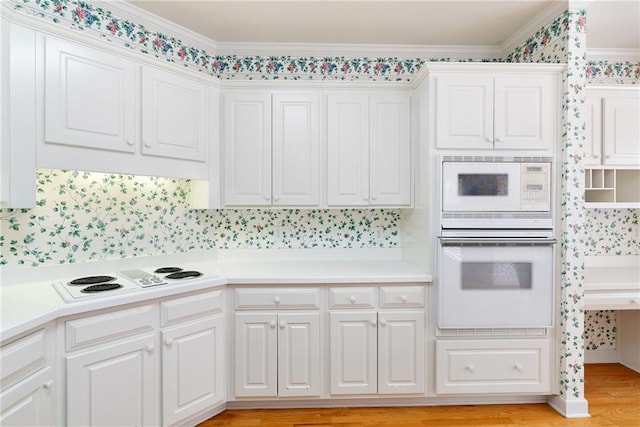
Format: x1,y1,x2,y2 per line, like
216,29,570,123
437,230,556,329
441,156,552,229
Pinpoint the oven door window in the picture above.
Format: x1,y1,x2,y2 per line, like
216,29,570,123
461,262,532,290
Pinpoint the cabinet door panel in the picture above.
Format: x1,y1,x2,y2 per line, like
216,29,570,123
272,94,320,206
494,76,554,150
224,93,272,206
45,37,136,152
0,368,54,427
234,313,277,397
370,93,411,206
327,94,370,206
277,313,320,397
378,311,425,394
141,67,208,161
603,96,640,165
435,76,493,149
66,334,157,427
584,94,604,165
329,311,377,395
162,316,224,426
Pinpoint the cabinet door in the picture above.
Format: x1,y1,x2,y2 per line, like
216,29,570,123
277,312,320,397
327,94,370,206
377,311,425,394
329,311,377,395
234,312,277,397
584,93,604,166
141,67,208,161
494,76,554,150
223,93,272,206
0,368,54,426
66,334,157,427
435,76,493,149
603,96,640,165
370,93,411,206
272,94,320,206
162,316,224,426
44,37,136,153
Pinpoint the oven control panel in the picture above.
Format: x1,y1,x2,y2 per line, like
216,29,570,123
118,269,168,288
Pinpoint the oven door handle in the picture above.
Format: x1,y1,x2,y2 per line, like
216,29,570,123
439,237,557,246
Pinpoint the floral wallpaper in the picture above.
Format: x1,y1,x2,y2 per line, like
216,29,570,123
583,209,640,256
504,10,571,64
0,170,400,268
584,310,617,350
586,60,640,85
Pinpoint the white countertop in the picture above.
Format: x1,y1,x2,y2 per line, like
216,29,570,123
1,249,431,342
584,255,640,310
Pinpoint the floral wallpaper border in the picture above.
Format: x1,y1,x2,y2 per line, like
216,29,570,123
586,60,640,85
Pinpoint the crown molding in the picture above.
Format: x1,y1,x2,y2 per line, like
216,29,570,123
586,49,640,63
215,42,502,60
500,0,568,59
92,0,217,53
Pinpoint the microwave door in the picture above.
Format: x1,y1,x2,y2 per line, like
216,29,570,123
442,162,521,212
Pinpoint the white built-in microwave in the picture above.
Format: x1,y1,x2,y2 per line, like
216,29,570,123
441,156,553,229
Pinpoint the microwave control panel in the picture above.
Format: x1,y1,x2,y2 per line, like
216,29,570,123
520,163,551,211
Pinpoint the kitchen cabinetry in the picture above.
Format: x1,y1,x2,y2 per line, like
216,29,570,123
40,35,214,180
63,289,225,426
584,87,640,207
328,285,425,395
223,92,320,207
233,287,321,398
0,326,55,426
430,64,559,151
327,92,411,207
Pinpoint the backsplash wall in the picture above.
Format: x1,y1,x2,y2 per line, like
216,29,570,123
0,170,400,268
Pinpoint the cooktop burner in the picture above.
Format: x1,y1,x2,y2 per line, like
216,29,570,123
81,283,123,293
70,275,116,286
154,267,183,274
165,271,203,280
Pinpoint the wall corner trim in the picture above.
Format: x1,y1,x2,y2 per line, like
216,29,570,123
547,395,590,418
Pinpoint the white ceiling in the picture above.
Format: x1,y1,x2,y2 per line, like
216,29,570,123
126,0,639,55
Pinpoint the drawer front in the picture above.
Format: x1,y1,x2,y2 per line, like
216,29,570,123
0,329,47,391
435,339,550,394
234,287,320,310
379,285,425,308
161,289,224,327
66,305,156,352
329,287,375,309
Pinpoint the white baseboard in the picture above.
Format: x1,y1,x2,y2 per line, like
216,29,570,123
547,395,590,418
585,349,619,364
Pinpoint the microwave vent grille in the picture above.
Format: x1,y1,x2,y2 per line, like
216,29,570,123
442,155,553,163
442,212,551,220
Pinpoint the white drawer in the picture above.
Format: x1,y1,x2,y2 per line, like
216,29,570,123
435,339,550,394
66,304,156,352
329,287,375,309
234,287,320,310
0,329,47,391
161,289,224,327
379,285,425,308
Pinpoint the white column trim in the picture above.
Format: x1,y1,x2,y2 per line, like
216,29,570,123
547,395,591,418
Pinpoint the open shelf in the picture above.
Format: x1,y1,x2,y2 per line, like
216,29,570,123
585,167,640,208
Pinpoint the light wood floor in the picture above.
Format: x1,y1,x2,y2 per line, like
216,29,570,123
199,364,640,426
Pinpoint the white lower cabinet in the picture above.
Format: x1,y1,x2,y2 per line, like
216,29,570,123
328,285,426,396
0,327,55,426
234,312,320,398
435,339,551,394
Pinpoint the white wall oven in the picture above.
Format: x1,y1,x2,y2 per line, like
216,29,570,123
437,156,556,331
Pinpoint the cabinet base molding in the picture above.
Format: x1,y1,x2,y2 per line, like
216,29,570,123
546,395,590,419
177,402,226,427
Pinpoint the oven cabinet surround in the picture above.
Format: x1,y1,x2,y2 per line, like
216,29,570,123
0,324,56,426
583,87,640,207
61,289,225,427
41,35,215,180
222,91,321,207
328,285,425,395
426,63,561,152
232,287,322,398
326,92,412,207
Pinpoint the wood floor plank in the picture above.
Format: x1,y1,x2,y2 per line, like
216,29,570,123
199,364,640,426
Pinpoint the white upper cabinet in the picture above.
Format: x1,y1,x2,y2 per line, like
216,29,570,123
327,91,411,207
45,37,137,153
584,92,604,165
141,67,208,161
223,91,320,207
434,70,557,151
